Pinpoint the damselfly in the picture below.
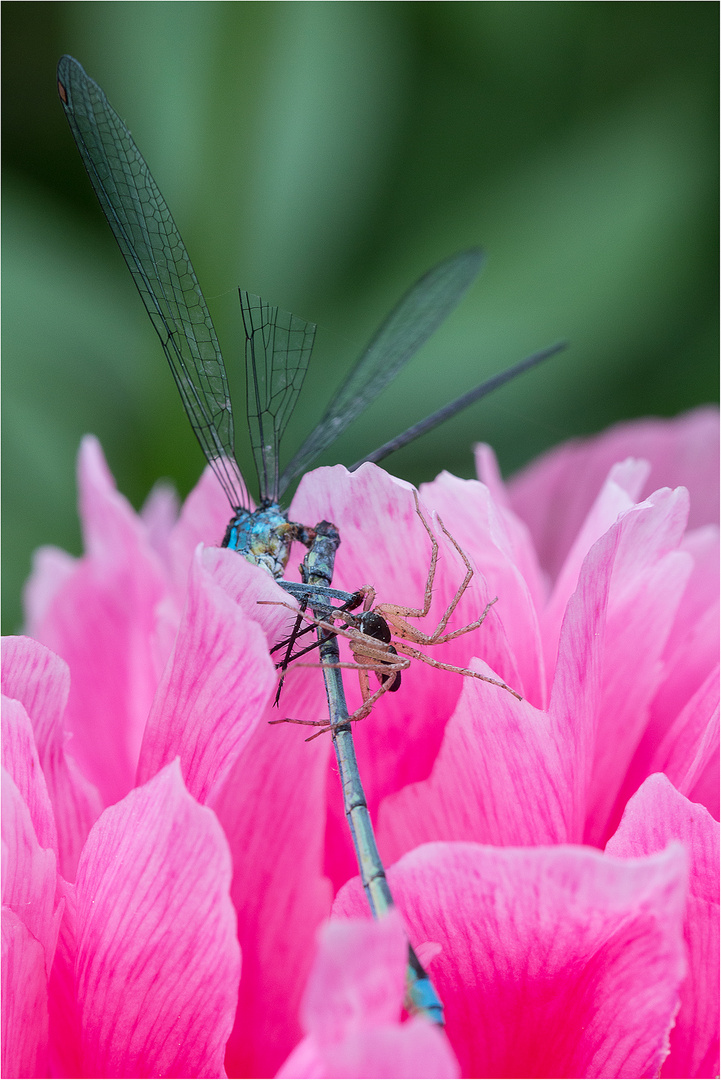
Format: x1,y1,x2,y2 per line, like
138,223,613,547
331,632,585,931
57,55,563,581
57,53,562,1028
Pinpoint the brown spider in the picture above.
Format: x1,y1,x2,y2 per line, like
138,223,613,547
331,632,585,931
266,491,522,740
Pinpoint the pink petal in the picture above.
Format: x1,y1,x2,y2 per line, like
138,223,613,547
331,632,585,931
1,770,62,967
539,458,651,665
213,704,333,1079
380,497,621,858
317,1020,459,1080
683,731,720,821
576,488,694,845
2,907,50,1079
623,527,720,812
1,766,66,1074
541,466,687,666
200,544,305,646
606,773,720,1079
2,636,102,879
73,435,170,580
74,760,240,1079
23,545,77,637
1,635,69,759
545,516,619,840
279,1018,460,1079
672,526,720,664
301,914,407,1041
2,694,58,855
166,464,241,596
646,597,720,770
277,914,459,1079
378,681,566,861
137,547,276,805
335,842,688,1079
47,876,83,1080
648,667,720,814
420,469,545,707
506,407,719,580
472,444,548,614
29,438,169,806
140,480,180,562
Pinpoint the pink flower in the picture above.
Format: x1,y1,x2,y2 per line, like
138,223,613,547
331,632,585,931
2,406,718,1077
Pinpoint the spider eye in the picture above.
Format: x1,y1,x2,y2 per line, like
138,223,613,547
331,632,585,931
359,612,392,643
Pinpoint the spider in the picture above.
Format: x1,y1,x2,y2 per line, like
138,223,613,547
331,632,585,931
266,491,522,740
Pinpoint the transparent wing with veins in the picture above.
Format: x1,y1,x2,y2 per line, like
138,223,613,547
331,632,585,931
277,248,485,495
56,54,248,510
240,291,316,505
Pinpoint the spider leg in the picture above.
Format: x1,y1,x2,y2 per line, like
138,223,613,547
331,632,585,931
269,677,394,742
342,678,392,728
421,510,476,640
260,601,368,690
268,716,332,728
378,490,440,627
300,678,390,738
270,618,317,655
268,715,341,741
284,657,408,676
267,590,373,672
418,596,498,646
393,640,522,700
257,598,306,616
412,489,440,619
381,505,498,646
375,488,477,643
358,585,376,612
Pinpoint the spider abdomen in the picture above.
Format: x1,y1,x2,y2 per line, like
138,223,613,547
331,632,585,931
353,612,402,693
357,611,392,643
382,645,402,692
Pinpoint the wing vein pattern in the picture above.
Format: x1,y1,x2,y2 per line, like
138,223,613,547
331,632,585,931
57,55,248,509
240,292,316,505
278,248,484,493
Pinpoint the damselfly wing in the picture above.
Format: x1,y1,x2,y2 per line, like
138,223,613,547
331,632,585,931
57,55,563,580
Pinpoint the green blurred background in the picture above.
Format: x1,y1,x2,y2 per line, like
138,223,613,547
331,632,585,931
3,2,718,633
